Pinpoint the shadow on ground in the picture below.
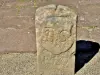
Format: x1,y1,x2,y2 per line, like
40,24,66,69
75,40,100,73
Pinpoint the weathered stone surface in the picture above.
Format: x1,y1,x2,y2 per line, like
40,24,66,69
0,0,36,52
0,16,34,29
78,0,100,5
35,4,77,75
52,0,78,7
0,28,36,52
77,26,90,40
0,0,35,17
0,53,36,75
90,28,100,44
78,4,100,27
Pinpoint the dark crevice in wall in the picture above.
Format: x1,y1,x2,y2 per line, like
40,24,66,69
75,40,100,73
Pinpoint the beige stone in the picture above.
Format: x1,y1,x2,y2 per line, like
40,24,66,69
35,4,77,75
0,0,36,52
0,29,36,52
0,53,36,75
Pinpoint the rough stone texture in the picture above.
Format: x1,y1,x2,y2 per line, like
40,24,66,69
78,0,100,27
77,0,100,44
35,4,77,75
0,53,36,75
75,50,100,75
77,26,90,40
0,0,36,52
0,28,36,52
77,0,100,48
78,0,100,5
90,28,100,44
0,0,78,53
0,0,100,75
78,4,100,27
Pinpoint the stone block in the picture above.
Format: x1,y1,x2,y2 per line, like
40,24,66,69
0,53,37,75
0,29,36,52
78,4,100,27
35,4,77,75
0,16,34,29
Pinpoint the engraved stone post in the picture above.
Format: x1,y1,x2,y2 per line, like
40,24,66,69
35,4,77,75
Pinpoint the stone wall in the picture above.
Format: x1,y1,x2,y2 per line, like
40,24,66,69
0,0,100,75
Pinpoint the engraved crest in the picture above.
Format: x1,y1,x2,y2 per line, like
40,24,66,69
40,26,74,54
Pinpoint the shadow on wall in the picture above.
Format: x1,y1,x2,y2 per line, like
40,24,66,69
75,40,100,73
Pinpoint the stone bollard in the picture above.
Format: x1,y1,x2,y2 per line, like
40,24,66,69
35,4,77,75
